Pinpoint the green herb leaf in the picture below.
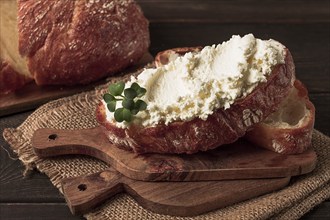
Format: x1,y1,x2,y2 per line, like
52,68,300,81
109,82,124,96
130,82,140,91
114,108,132,122
103,93,115,103
107,101,116,112
131,109,139,115
137,87,147,97
114,108,124,122
122,108,132,122
124,88,137,99
135,99,147,111
122,98,134,110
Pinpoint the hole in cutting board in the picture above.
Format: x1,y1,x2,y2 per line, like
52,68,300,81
78,184,87,191
48,134,58,141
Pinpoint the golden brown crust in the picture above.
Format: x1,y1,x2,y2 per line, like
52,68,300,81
245,80,315,154
18,0,149,85
97,48,296,154
0,59,32,95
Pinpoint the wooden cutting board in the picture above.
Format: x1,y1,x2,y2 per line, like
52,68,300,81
0,53,153,117
32,126,317,181
31,127,316,216
61,167,290,216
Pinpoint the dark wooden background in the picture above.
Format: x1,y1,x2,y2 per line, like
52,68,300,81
1,0,329,219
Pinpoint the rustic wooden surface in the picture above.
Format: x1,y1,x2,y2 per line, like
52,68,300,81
32,127,316,181
0,0,329,219
60,167,290,216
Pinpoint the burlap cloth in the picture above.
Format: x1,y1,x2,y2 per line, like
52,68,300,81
3,73,330,220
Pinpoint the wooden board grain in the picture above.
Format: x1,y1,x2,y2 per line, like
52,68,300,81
61,167,290,216
32,127,317,181
0,53,153,117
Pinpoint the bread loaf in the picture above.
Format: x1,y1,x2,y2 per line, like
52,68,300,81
96,41,295,154
0,0,149,94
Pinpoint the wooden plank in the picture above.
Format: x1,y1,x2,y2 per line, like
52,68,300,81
149,23,330,93
136,0,330,23
0,203,83,220
0,201,328,220
302,202,330,219
0,144,65,203
0,111,65,202
310,94,330,136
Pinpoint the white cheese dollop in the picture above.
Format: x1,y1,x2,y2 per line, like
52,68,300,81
104,34,286,128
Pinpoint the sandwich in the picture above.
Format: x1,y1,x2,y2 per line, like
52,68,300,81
96,34,314,154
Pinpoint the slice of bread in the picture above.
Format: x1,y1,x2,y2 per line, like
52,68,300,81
156,48,315,154
96,46,296,154
245,80,315,154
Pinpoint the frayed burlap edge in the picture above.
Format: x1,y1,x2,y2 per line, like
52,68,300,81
3,72,330,219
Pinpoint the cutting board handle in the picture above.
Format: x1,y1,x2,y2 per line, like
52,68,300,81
32,127,104,157
61,170,124,215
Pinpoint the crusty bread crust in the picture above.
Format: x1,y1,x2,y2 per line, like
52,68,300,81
97,48,295,154
17,0,149,85
245,80,315,154
0,59,32,95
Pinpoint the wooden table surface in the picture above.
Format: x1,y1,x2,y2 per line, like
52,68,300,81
1,0,329,219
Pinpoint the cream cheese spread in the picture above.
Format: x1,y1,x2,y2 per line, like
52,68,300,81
104,34,286,128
